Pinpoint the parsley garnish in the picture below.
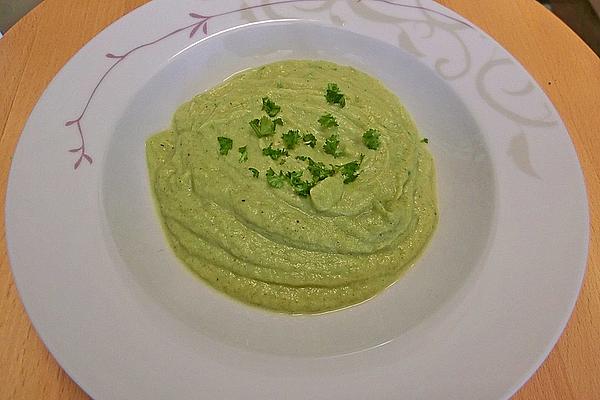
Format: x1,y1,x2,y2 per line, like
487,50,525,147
421,138,429,143
262,143,288,160
249,167,259,178
302,133,317,148
217,136,233,155
325,83,346,108
298,154,363,186
282,129,301,149
323,134,343,158
318,113,339,128
265,168,314,196
261,97,281,117
297,156,335,182
266,168,286,188
249,116,282,138
238,146,248,162
338,159,362,184
362,128,381,150
285,170,313,197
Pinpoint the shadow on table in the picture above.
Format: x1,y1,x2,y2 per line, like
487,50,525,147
538,0,600,55
0,0,43,33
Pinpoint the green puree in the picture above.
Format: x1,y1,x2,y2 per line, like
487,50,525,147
145,60,438,314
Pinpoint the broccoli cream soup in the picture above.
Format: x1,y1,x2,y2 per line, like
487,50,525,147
145,60,437,313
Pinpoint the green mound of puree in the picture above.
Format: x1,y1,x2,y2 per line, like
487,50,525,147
146,60,438,314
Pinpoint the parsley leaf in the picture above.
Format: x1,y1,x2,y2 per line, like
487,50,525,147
302,133,317,148
249,116,281,138
265,167,316,196
217,136,233,155
262,143,289,160
249,167,259,178
249,118,260,135
266,168,286,188
298,156,335,182
318,113,339,128
323,134,343,158
285,170,313,197
362,128,381,150
282,129,301,149
325,83,346,108
238,146,248,162
421,138,429,143
338,160,361,184
286,170,303,181
261,97,281,117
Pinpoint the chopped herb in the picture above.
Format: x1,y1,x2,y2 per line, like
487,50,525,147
266,168,286,188
299,156,335,182
249,118,261,136
261,97,281,117
286,170,303,181
323,134,343,158
265,167,316,197
262,143,288,160
318,113,339,128
285,170,313,197
421,138,429,143
249,115,281,138
302,133,317,148
282,129,301,149
325,83,346,107
298,154,362,185
362,128,381,150
338,159,361,184
249,167,259,178
217,136,233,155
238,146,248,162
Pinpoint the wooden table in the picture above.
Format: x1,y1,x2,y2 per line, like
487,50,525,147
1,0,599,398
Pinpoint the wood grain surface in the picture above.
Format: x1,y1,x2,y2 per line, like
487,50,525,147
1,1,598,399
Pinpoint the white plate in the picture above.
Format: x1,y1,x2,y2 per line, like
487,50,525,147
6,1,589,399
